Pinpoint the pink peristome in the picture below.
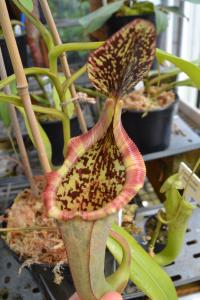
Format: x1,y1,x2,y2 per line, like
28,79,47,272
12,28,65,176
43,99,146,221
43,171,61,211
61,210,76,220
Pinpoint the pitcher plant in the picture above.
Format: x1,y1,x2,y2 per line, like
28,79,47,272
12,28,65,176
44,19,156,300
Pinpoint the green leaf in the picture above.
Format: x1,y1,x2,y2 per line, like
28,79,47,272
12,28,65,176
17,107,52,164
11,20,25,28
155,8,168,33
108,225,178,300
159,6,187,19
30,93,49,106
175,78,196,87
52,75,74,118
79,0,124,33
9,81,17,95
52,75,64,111
156,49,200,88
120,2,154,16
0,103,11,127
19,0,33,12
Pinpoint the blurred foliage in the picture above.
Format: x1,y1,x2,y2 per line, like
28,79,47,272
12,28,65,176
48,0,89,42
48,0,90,63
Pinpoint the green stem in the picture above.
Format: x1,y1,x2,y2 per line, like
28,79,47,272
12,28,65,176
49,42,103,74
0,66,66,111
13,0,54,51
62,64,87,98
0,73,16,90
148,60,199,85
148,218,162,255
148,69,179,86
152,78,193,99
30,93,49,106
0,67,61,96
0,66,70,150
34,74,49,103
1,91,69,156
59,64,90,153
62,116,70,154
27,104,65,120
59,91,71,155
25,69,69,148
26,71,70,150
53,58,99,152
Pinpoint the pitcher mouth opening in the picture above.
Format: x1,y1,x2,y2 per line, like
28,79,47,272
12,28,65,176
56,124,125,213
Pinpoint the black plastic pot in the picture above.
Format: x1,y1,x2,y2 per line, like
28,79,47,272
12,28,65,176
40,116,81,166
1,202,137,300
30,251,114,300
1,204,75,300
0,34,28,76
144,215,167,254
107,13,156,37
30,263,75,300
1,233,114,300
1,206,114,300
0,234,74,300
121,100,177,155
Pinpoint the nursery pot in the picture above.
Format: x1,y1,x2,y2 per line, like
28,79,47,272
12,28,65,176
107,13,156,37
1,232,114,300
121,99,177,155
0,194,74,300
1,198,115,300
40,116,81,166
29,263,74,300
30,252,114,300
0,34,28,76
0,237,75,300
32,249,114,300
